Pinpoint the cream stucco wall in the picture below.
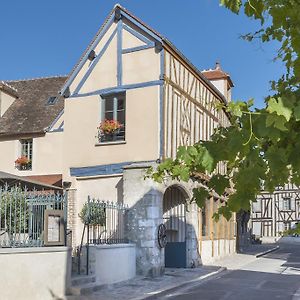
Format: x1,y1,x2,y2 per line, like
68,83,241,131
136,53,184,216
79,35,118,94
122,48,160,85
0,132,63,176
69,23,118,95
63,85,160,181
69,21,160,96
0,91,16,117
72,175,123,245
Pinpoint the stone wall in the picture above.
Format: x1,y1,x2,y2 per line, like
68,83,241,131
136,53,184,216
123,163,165,277
186,202,201,267
67,188,77,248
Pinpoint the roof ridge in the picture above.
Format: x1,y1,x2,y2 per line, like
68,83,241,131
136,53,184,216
5,75,68,83
0,81,18,92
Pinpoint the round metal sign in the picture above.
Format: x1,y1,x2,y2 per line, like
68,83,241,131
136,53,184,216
157,224,167,248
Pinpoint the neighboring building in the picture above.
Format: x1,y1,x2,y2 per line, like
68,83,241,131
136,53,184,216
251,184,300,241
0,5,236,275
0,77,66,187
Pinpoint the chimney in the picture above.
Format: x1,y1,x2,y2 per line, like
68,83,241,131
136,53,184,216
202,61,234,102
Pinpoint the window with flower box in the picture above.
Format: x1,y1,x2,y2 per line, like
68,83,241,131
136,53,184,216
98,92,126,143
15,139,33,170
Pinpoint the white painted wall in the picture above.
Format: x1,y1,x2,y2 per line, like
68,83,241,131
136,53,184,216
90,244,136,284
200,239,236,265
0,247,71,300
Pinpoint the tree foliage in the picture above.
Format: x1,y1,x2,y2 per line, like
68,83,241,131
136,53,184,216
150,0,300,220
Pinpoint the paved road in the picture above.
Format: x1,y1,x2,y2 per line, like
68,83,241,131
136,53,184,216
159,243,300,300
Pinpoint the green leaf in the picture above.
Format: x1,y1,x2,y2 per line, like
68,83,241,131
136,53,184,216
201,148,214,173
266,114,288,131
193,187,209,208
267,97,292,121
218,206,232,221
207,174,230,196
220,0,242,14
293,104,300,121
179,166,190,182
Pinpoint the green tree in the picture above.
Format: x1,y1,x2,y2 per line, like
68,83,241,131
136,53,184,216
0,187,28,234
79,201,106,226
150,0,300,220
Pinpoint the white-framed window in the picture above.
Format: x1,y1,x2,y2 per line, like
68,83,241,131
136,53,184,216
283,221,291,231
15,139,33,170
99,92,126,143
283,197,291,211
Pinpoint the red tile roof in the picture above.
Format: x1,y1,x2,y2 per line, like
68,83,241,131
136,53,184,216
202,63,234,87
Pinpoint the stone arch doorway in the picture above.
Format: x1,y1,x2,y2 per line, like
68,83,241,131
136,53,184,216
163,185,189,268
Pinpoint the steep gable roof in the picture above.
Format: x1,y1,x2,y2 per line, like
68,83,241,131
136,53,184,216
0,76,67,137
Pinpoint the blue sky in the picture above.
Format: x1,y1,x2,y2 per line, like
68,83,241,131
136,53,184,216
0,0,284,108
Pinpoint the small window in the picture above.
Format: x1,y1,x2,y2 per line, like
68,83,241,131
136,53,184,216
283,221,291,231
99,92,126,143
283,197,291,210
47,96,57,105
15,139,33,171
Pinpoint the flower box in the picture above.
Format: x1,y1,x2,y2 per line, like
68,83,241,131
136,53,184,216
15,156,32,171
97,119,123,143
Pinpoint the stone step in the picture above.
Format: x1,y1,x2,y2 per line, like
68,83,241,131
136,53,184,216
71,275,96,286
67,281,105,296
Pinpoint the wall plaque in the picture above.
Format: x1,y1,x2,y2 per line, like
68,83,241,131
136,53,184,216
44,210,65,246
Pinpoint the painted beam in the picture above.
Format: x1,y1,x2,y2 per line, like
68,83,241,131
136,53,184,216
70,160,155,177
120,11,162,42
47,110,64,132
159,50,165,159
117,20,123,86
72,80,163,98
60,13,116,95
73,27,118,95
122,44,155,54
122,24,154,46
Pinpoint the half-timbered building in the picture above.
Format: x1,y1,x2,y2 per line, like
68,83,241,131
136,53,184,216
251,184,300,240
0,4,236,276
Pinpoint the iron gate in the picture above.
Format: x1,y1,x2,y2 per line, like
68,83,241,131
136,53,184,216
0,185,66,247
163,186,187,268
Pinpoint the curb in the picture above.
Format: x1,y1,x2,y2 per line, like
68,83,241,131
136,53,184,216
139,267,227,300
255,245,280,258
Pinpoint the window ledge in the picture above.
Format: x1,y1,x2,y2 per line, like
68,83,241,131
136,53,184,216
95,141,126,146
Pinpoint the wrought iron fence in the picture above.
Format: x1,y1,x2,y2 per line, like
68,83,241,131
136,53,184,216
75,197,128,275
0,185,65,248
81,197,128,244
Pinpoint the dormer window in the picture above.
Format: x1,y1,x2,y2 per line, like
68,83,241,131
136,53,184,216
47,96,57,105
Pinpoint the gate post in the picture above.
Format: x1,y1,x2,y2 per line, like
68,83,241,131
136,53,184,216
123,163,165,277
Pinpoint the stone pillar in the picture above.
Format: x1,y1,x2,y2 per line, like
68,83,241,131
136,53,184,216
123,163,165,277
186,202,201,267
66,188,77,248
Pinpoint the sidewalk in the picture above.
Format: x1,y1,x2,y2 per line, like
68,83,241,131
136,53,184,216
67,243,279,300
66,266,223,300
207,243,280,270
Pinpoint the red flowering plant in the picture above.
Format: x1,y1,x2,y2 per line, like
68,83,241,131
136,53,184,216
97,119,123,142
15,156,31,170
